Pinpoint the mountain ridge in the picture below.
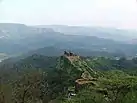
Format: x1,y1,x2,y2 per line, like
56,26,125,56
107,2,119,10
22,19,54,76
0,23,137,58
35,25,137,42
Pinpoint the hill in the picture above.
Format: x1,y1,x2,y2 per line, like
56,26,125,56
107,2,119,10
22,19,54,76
25,46,126,57
0,51,137,103
1,46,127,65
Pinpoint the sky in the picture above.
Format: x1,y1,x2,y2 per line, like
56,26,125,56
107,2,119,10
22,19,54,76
0,0,137,29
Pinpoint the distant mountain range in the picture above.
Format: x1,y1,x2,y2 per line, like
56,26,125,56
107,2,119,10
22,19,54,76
36,25,137,42
0,23,137,58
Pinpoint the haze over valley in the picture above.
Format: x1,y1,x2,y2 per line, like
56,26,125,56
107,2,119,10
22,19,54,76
0,23,137,61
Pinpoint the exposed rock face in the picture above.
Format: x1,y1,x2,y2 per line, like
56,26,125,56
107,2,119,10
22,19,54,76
81,71,92,80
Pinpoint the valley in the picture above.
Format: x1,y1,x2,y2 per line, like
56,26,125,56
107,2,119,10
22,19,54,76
0,53,8,62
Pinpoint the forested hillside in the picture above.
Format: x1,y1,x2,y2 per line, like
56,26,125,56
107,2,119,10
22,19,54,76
0,51,137,103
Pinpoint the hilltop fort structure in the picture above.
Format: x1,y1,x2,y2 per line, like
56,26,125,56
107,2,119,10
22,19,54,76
64,51,77,56
64,51,80,62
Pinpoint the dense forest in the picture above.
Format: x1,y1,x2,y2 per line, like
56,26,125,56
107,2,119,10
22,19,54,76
0,51,137,103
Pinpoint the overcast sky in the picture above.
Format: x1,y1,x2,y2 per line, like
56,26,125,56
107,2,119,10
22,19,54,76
0,0,137,29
